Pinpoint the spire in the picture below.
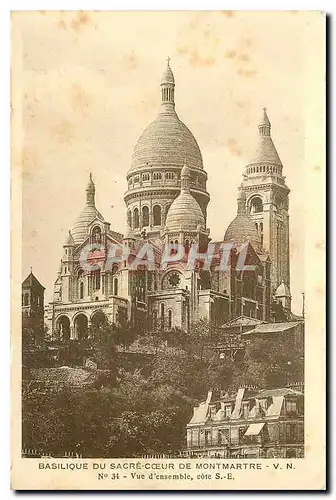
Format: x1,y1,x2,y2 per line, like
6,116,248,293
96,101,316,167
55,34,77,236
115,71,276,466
64,230,75,247
258,107,271,137
247,108,282,166
181,159,191,191
160,58,175,109
86,172,95,206
237,188,247,215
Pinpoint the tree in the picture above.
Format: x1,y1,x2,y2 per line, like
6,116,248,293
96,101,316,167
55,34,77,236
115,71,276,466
186,318,220,361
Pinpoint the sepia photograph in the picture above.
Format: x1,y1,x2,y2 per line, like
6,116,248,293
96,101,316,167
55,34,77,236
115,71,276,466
11,9,325,490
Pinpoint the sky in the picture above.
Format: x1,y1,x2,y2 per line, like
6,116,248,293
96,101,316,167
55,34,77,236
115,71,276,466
14,10,317,314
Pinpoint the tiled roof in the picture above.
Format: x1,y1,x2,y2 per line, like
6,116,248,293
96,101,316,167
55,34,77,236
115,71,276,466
256,387,303,398
243,321,302,335
22,272,45,290
221,316,264,329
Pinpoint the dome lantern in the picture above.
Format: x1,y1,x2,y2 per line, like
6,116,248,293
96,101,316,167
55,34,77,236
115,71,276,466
258,107,271,137
181,159,191,190
237,188,247,216
160,57,175,108
86,173,95,206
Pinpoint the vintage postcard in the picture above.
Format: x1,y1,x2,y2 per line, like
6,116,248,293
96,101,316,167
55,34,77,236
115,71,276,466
11,10,326,490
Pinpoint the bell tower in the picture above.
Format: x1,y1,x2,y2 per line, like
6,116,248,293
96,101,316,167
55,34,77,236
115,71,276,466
240,108,290,293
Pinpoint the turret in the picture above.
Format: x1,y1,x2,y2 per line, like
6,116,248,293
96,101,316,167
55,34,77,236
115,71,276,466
275,279,291,311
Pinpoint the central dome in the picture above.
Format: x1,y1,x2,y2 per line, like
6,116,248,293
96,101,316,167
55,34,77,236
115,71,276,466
130,112,204,171
130,60,203,172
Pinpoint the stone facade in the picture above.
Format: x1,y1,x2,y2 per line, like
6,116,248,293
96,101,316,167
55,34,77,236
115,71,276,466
46,61,291,340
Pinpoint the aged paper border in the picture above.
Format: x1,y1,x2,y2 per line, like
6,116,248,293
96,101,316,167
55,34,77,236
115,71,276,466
10,10,326,490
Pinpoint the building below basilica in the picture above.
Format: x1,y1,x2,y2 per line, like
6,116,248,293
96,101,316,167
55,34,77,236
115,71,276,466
185,385,304,459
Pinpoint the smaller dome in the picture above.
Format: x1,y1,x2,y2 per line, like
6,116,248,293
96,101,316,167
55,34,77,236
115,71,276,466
71,174,105,245
224,215,261,250
165,191,205,232
161,59,175,85
275,280,291,297
72,206,105,245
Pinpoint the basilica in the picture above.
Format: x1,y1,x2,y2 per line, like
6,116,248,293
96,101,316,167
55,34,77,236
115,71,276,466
46,61,292,341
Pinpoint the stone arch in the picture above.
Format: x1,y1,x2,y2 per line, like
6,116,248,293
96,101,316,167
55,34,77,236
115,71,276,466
249,196,263,214
73,313,89,340
55,315,70,341
90,310,108,336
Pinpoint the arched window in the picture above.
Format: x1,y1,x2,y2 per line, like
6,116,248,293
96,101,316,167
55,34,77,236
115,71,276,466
114,278,118,296
142,206,149,226
24,293,29,306
80,282,84,299
250,197,263,214
142,173,150,181
93,269,100,290
185,239,190,254
133,208,139,228
92,226,102,243
168,310,172,329
160,303,165,318
153,172,162,180
153,205,162,226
